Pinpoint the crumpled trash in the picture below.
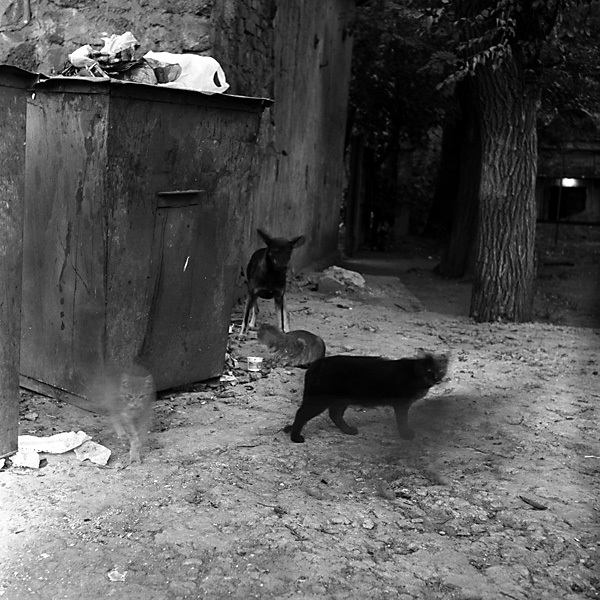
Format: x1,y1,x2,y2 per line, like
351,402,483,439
144,51,229,94
18,430,91,454
68,44,96,69
12,431,112,468
10,449,40,469
99,31,138,62
61,33,230,95
74,440,111,466
64,31,141,79
68,31,139,71
320,266,366,289
106,568,127,582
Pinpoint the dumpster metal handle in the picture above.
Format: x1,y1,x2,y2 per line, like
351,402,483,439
157,190,204,208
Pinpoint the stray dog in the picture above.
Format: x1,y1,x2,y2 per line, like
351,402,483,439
240,229,305,335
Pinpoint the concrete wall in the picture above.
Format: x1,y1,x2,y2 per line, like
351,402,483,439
0,0,354,273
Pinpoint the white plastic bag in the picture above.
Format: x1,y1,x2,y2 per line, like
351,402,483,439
100,31,138,59
144,51,230,94
68,44,96,69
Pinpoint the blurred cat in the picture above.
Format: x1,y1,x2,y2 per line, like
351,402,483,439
88,364,155,464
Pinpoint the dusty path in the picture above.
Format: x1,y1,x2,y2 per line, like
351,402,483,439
1,248,599,599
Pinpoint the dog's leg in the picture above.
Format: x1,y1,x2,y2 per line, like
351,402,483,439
248,301,258,329
276,294,289,332
240,294,256,336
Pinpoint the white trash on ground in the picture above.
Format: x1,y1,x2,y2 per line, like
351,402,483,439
18,430,91,453
321,266,366,289
12,430,112,468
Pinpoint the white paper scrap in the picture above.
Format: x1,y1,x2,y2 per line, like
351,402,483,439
74,441,111,466
10,449,41,469
18,431,91,454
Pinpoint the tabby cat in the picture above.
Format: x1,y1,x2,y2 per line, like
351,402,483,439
284,351,448,443
257,323,326,367
89,365,155,464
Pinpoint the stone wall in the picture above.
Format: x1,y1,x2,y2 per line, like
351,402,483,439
0,0,354,272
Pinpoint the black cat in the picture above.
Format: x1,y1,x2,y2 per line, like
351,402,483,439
284,352,448,443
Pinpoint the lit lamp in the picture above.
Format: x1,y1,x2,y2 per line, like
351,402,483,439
561,178,578,187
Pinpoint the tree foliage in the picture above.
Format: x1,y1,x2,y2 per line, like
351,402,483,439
424,0,600,107
538,1,600,141
347,0,448,247
349,0,445,163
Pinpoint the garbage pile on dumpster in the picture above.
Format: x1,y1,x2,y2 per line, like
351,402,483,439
60,31,229,94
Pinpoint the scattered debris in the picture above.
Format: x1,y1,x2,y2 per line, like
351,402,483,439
318,274,346,294
8,431,113,469
321,266,366,289
18,431,91,454
106,569,127,582
74,441,112,466
62,31,230,94
10,449,40,469
247,356,264,372
518,495,548,510
317,266,366,294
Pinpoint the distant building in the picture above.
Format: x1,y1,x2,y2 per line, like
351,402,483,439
536,111,600,225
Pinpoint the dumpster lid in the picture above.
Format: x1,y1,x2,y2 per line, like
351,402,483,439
31,76,273,113
0,64,43,88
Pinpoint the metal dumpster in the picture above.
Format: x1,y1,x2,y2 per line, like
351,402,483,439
20,76,270,402
0,66,38,455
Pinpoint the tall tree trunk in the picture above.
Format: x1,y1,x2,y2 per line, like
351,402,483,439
423,102,461,240
345,135,365,257
469,58,539,322
438,80,482,278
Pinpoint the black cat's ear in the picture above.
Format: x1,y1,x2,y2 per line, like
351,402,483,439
416,348,429,359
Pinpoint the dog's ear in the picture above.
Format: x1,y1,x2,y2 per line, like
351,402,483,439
291,235,306,248
257,229,274,245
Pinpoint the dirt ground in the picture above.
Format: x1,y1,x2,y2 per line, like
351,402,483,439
2,225,599,600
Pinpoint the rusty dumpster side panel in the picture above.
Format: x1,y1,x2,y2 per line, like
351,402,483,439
105,86,265,388
21,84,110,396
0,66,38,456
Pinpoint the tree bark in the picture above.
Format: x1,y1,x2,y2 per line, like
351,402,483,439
469,58,539,322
